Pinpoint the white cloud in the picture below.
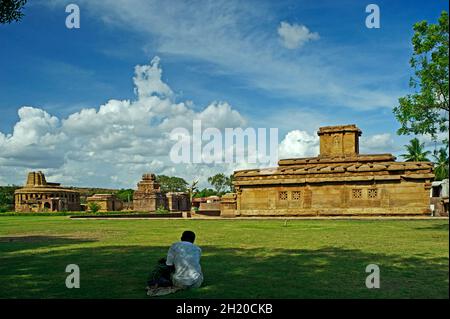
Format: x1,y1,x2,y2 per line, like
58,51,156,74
277,21,319,49
0,53,415,188
278,130,319,159
360,133,400,154
133,56,173,99
41,0,401,110
0,107,68,168
278,131,406,160
0,57,247,188
417,132,449,149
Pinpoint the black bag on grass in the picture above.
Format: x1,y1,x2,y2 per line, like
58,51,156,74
147,257,174,288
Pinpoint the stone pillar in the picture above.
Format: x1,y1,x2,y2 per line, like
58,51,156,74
166,192,178,211
220,193,237,218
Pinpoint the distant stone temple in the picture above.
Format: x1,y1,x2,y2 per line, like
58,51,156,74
430,179,449,216
15,171,81,212
133,173,190,212
192,196,221,216
223,124,434,217
166,192,191,212
86,194,123,212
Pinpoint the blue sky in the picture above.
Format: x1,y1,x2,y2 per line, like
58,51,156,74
0,0,448,187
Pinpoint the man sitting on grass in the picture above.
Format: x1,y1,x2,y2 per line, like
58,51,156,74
146,230,203,296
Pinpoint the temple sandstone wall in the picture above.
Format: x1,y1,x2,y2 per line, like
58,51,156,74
15,171,81,213
235,180,431,216
318,124,361,157
132,173,190,212
86,194,123,212
225,124,433,217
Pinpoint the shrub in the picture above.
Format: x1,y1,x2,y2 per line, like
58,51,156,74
155,205,169,214
0,204,11,213
88,202,101,213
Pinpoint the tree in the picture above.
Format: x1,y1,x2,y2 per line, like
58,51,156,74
393,11,449,147
187,179,199,203
115,189,134,203
156,175,188,193
0,0,27,24
193,188,218,198
433,148,449,181
400,138,431,162
0,186,17,206
207,173,233,195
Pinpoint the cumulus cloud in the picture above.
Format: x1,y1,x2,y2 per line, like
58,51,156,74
278,130,319,159
360,133,400,154
0,57,247,188
277,21,320,49
0,107,68,168
278,131,405,159
41,0,401,110
133,56,173,99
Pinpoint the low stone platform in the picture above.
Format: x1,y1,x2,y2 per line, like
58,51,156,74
70,213,183,219
217,216,448,220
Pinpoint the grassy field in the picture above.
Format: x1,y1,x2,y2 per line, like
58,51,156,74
0,216,448,299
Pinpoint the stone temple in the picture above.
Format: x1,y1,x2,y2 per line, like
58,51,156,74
133,173,190,212
221,124,434,217
15,171,81,212
86,194,123,212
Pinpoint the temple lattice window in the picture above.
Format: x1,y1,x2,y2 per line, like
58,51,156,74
279,191,288,201
292,191,301,200
352,189,362,199
368,189,378,199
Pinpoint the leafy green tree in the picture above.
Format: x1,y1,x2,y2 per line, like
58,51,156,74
115,189,134,202
0,0,27,24
433,148,449,181
193,188,218,198
393,11,449,147
401,138,431,162
207,173,233,195
156,175,188,193
0,186,18,207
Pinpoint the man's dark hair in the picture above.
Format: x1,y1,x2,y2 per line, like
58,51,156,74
181,230,196,243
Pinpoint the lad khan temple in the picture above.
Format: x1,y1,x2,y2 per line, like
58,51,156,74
15,124,442,217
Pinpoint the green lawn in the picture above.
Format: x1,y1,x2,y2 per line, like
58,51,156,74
0,216,448,299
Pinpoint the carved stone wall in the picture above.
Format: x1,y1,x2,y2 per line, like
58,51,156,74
133,174,190,212
15,171,81,212
133,173,166,212
86,194,123,212
225,124,434,217
166,192,191,212
318,125,361,158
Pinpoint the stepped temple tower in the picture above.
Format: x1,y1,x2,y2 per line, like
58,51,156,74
224,124,434,217
132,173,191,212
133,173,167,211
14,171,81,212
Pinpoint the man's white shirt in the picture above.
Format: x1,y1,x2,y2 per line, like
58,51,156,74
166,241,203,288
